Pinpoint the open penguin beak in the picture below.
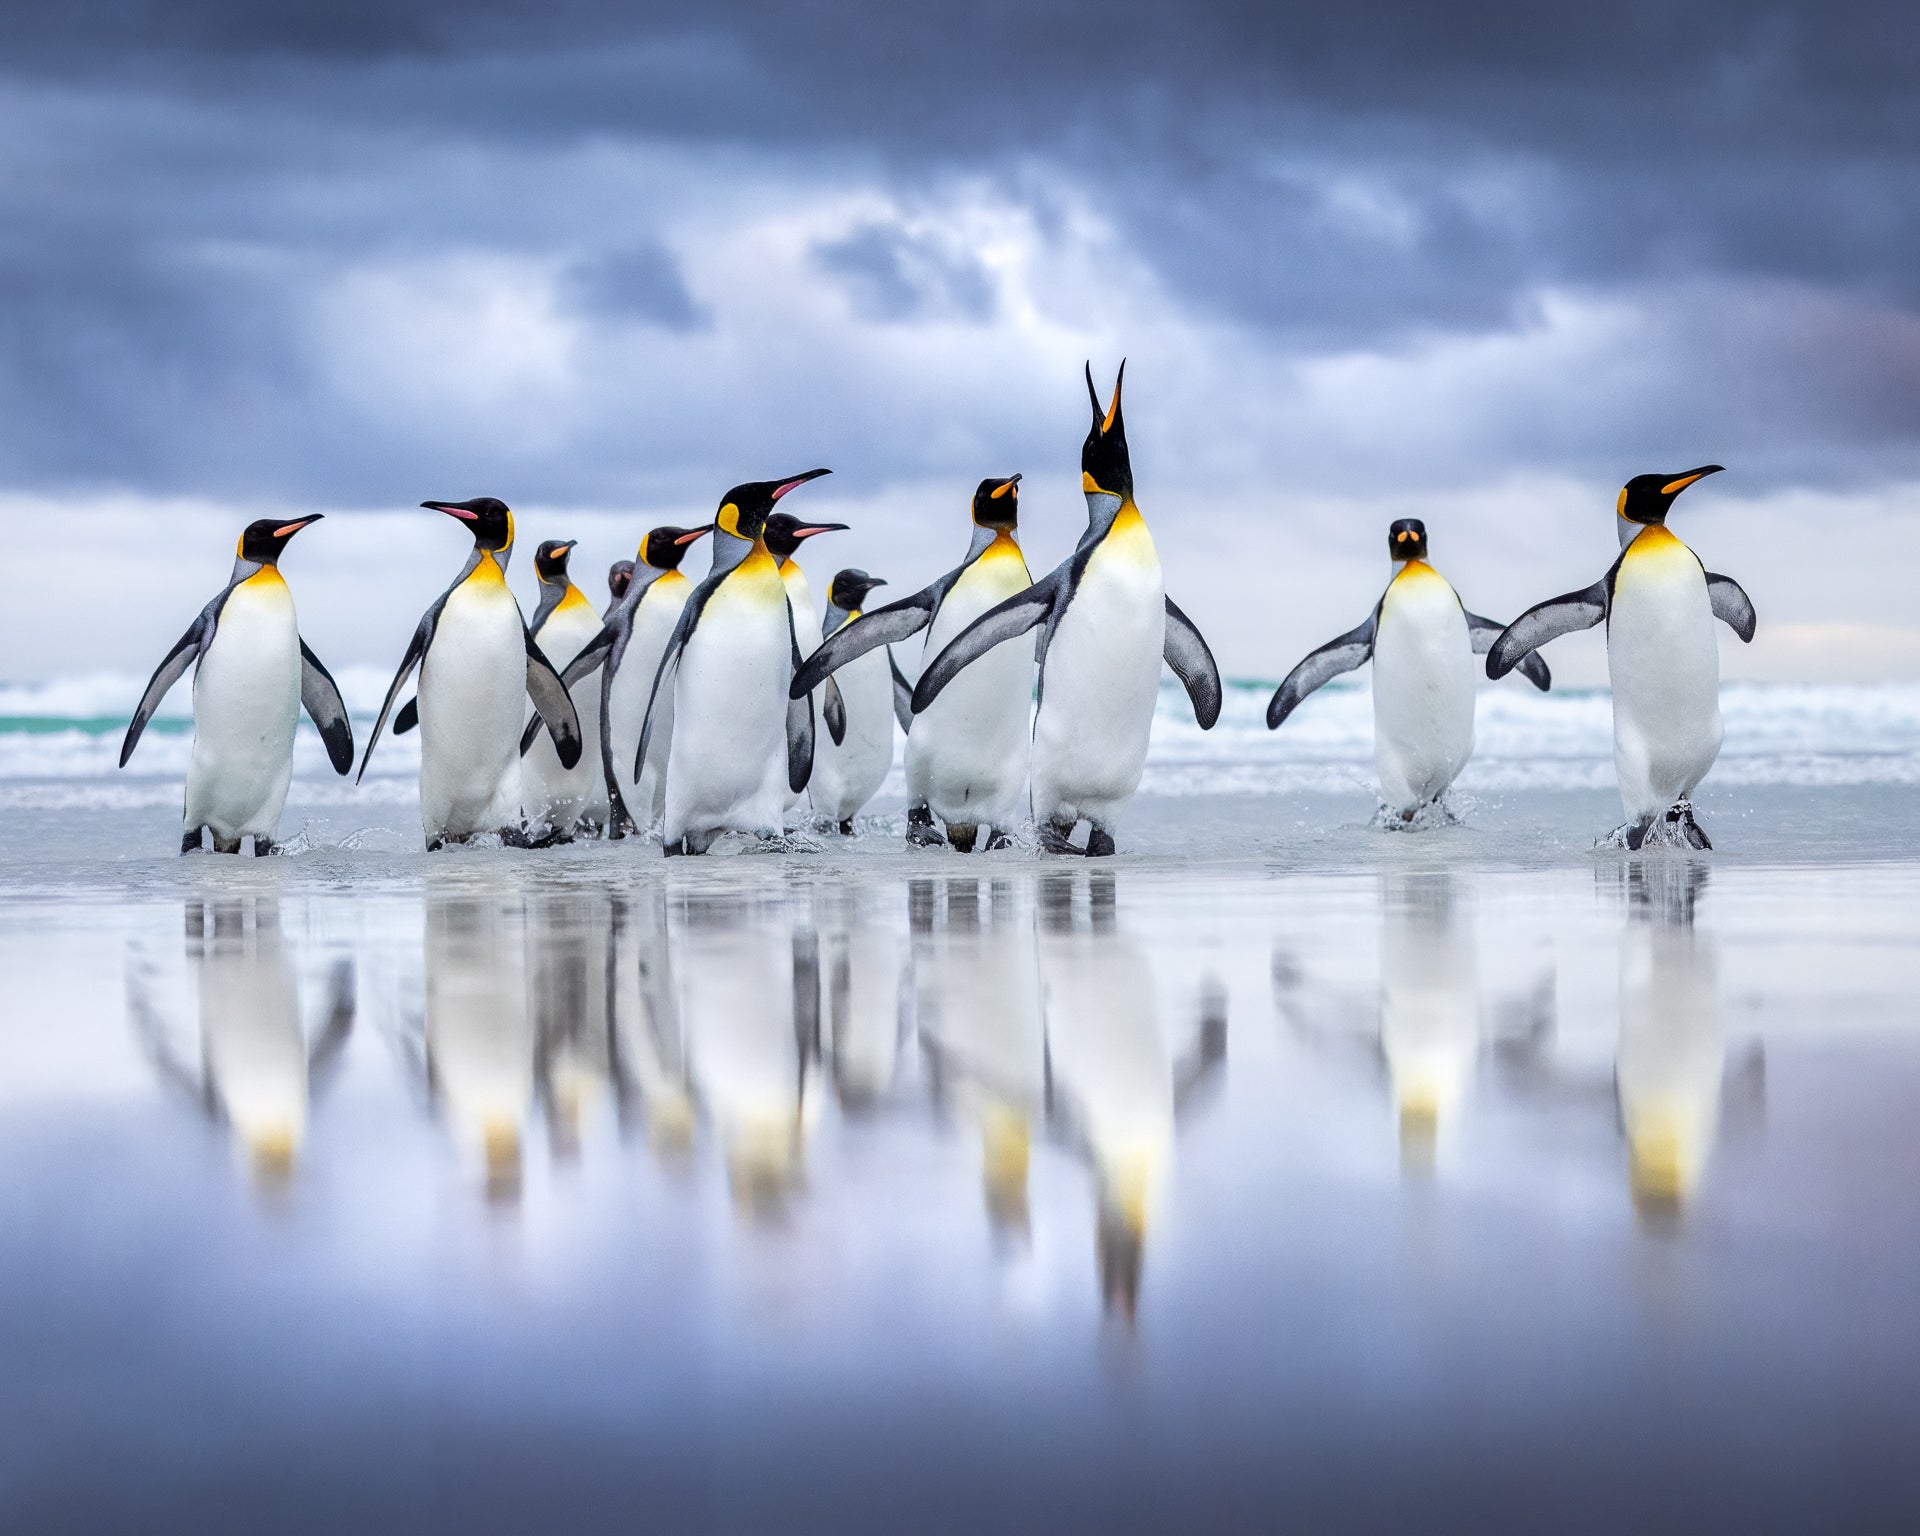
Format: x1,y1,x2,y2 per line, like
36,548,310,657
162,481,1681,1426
674,525,715,546
1085,359,1125,434
769,468,832,501
271,514,324,540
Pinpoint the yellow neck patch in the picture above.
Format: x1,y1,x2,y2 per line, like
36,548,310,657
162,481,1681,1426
555,584,592,616
467,550,508,588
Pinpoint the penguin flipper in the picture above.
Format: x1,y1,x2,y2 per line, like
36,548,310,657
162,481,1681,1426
120,600,219,767
393,699,418,736
1705,573,1757,643
823,676,848,746
1464,611,1552,692
787,605,816,794
1485,582,1608,680
1163,596,1223,729
298,640,356,775
519,622,619,756
523,627,584,770
912,573,1059,714
357,600,441,782
792,580,945,697
889,652,914,734
1266,616,1376,729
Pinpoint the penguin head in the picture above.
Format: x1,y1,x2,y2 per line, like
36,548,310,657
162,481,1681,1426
763,510,849,563
971,473,1022,531
1081,360,1133,504
236,514,323,565
1617,466,1723,526
424,496,514,552
532,539,577,587
827,568,887,614
1388,518,1428,563
607,560,634,601
714,469,832,546
639,524,712,572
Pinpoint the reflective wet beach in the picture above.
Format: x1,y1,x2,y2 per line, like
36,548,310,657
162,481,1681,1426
5,803,1920,1531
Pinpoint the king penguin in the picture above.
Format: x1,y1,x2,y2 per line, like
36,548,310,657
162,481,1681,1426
121,515,353,855
358,498,583,849
912,364,1222,855
794,474,1034,852
764,509,848,812
1487,467,1755,849
521,539,608,842
524,523,713,836
606,559,634,612
807,568,896,833
1267,519,1551,822
637,470,832,854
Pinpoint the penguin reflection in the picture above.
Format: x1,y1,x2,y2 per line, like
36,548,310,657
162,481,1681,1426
609,888,696,1159
528,892,616,1160
1040,871,1225,1320
816,884,908,1113
129,896,354,1186
914,877,1048,1240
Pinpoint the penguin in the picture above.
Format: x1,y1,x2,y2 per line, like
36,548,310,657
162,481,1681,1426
606,559,635,612
521,524,713,837
1486,467,1755,849
636,471,832,855
1266,519,1551,822
911,364,1222,855
521,539,609,842
763,509,849,811
807,569,896,834
121,515,353,855
794,475,1033,852
357,498,583,850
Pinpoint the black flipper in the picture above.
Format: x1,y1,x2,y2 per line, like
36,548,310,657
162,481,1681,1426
393,698,418,736
519,621,618,755
523,625,584,770
358,595,445,782
1486,579,1610,680
1705,573,1757,643
912,572,1062,714
823,676,848,746
1464,611,1552,692
1266,614,1376,729
792,577,948,697
787,604,815,794
121,596,223,767
889,652,914,734
298,640,355,774
1163,596,1222,729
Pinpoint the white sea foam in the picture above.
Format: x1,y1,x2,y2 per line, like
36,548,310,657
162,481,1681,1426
6,670,1920,804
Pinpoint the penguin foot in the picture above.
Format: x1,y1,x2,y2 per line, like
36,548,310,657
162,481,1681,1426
425,837,445,853
1670,800,1712,850
838,819,855,836
212,834,243,855
498,825,538,849
1038,819,1081,855
251,835,275,858
905,805,946,847
985,829,1015,852
948,824,979,854
181,828,207,855
1086,827,1117,858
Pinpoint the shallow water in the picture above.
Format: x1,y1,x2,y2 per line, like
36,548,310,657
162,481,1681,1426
3,788,1919,1531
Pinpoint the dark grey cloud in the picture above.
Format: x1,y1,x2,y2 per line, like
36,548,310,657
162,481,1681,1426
562,244,708,330
812,223,996,324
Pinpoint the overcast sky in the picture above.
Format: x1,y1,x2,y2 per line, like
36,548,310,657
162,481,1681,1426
4,1,1918,687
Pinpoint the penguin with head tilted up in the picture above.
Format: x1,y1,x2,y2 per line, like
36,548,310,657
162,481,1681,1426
1487,467,1754,849
1267,519,1551,823
121,516,353,855
358,498,582,850
521,523,713,837
520,539,608,842
806,569,896,834
637,470,832,855
794,474,1034,852
605,560,634,614
912,363,1222,855
763,510,848,812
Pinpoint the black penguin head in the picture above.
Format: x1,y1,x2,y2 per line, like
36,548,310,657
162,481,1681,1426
236,514,323,565
1617,466,1723,526
971,474,1022,531
1081,361,1133,503
533,539,577,586
640,524,713,571
1388,518,1428,562
763,510,849,562
828,568,887,612
424,496,514,551
607,560,634,601
714,469,831,544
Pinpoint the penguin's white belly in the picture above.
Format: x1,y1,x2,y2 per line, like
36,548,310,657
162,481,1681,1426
665,569,790,842
1370,569,1475,811
185,578,301,839
811,642,894,823
1607,530,1722,821
523,603,605,831
608,584,687,823
418,576,526,840
1031,520,1164,826
908,553,1033,828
